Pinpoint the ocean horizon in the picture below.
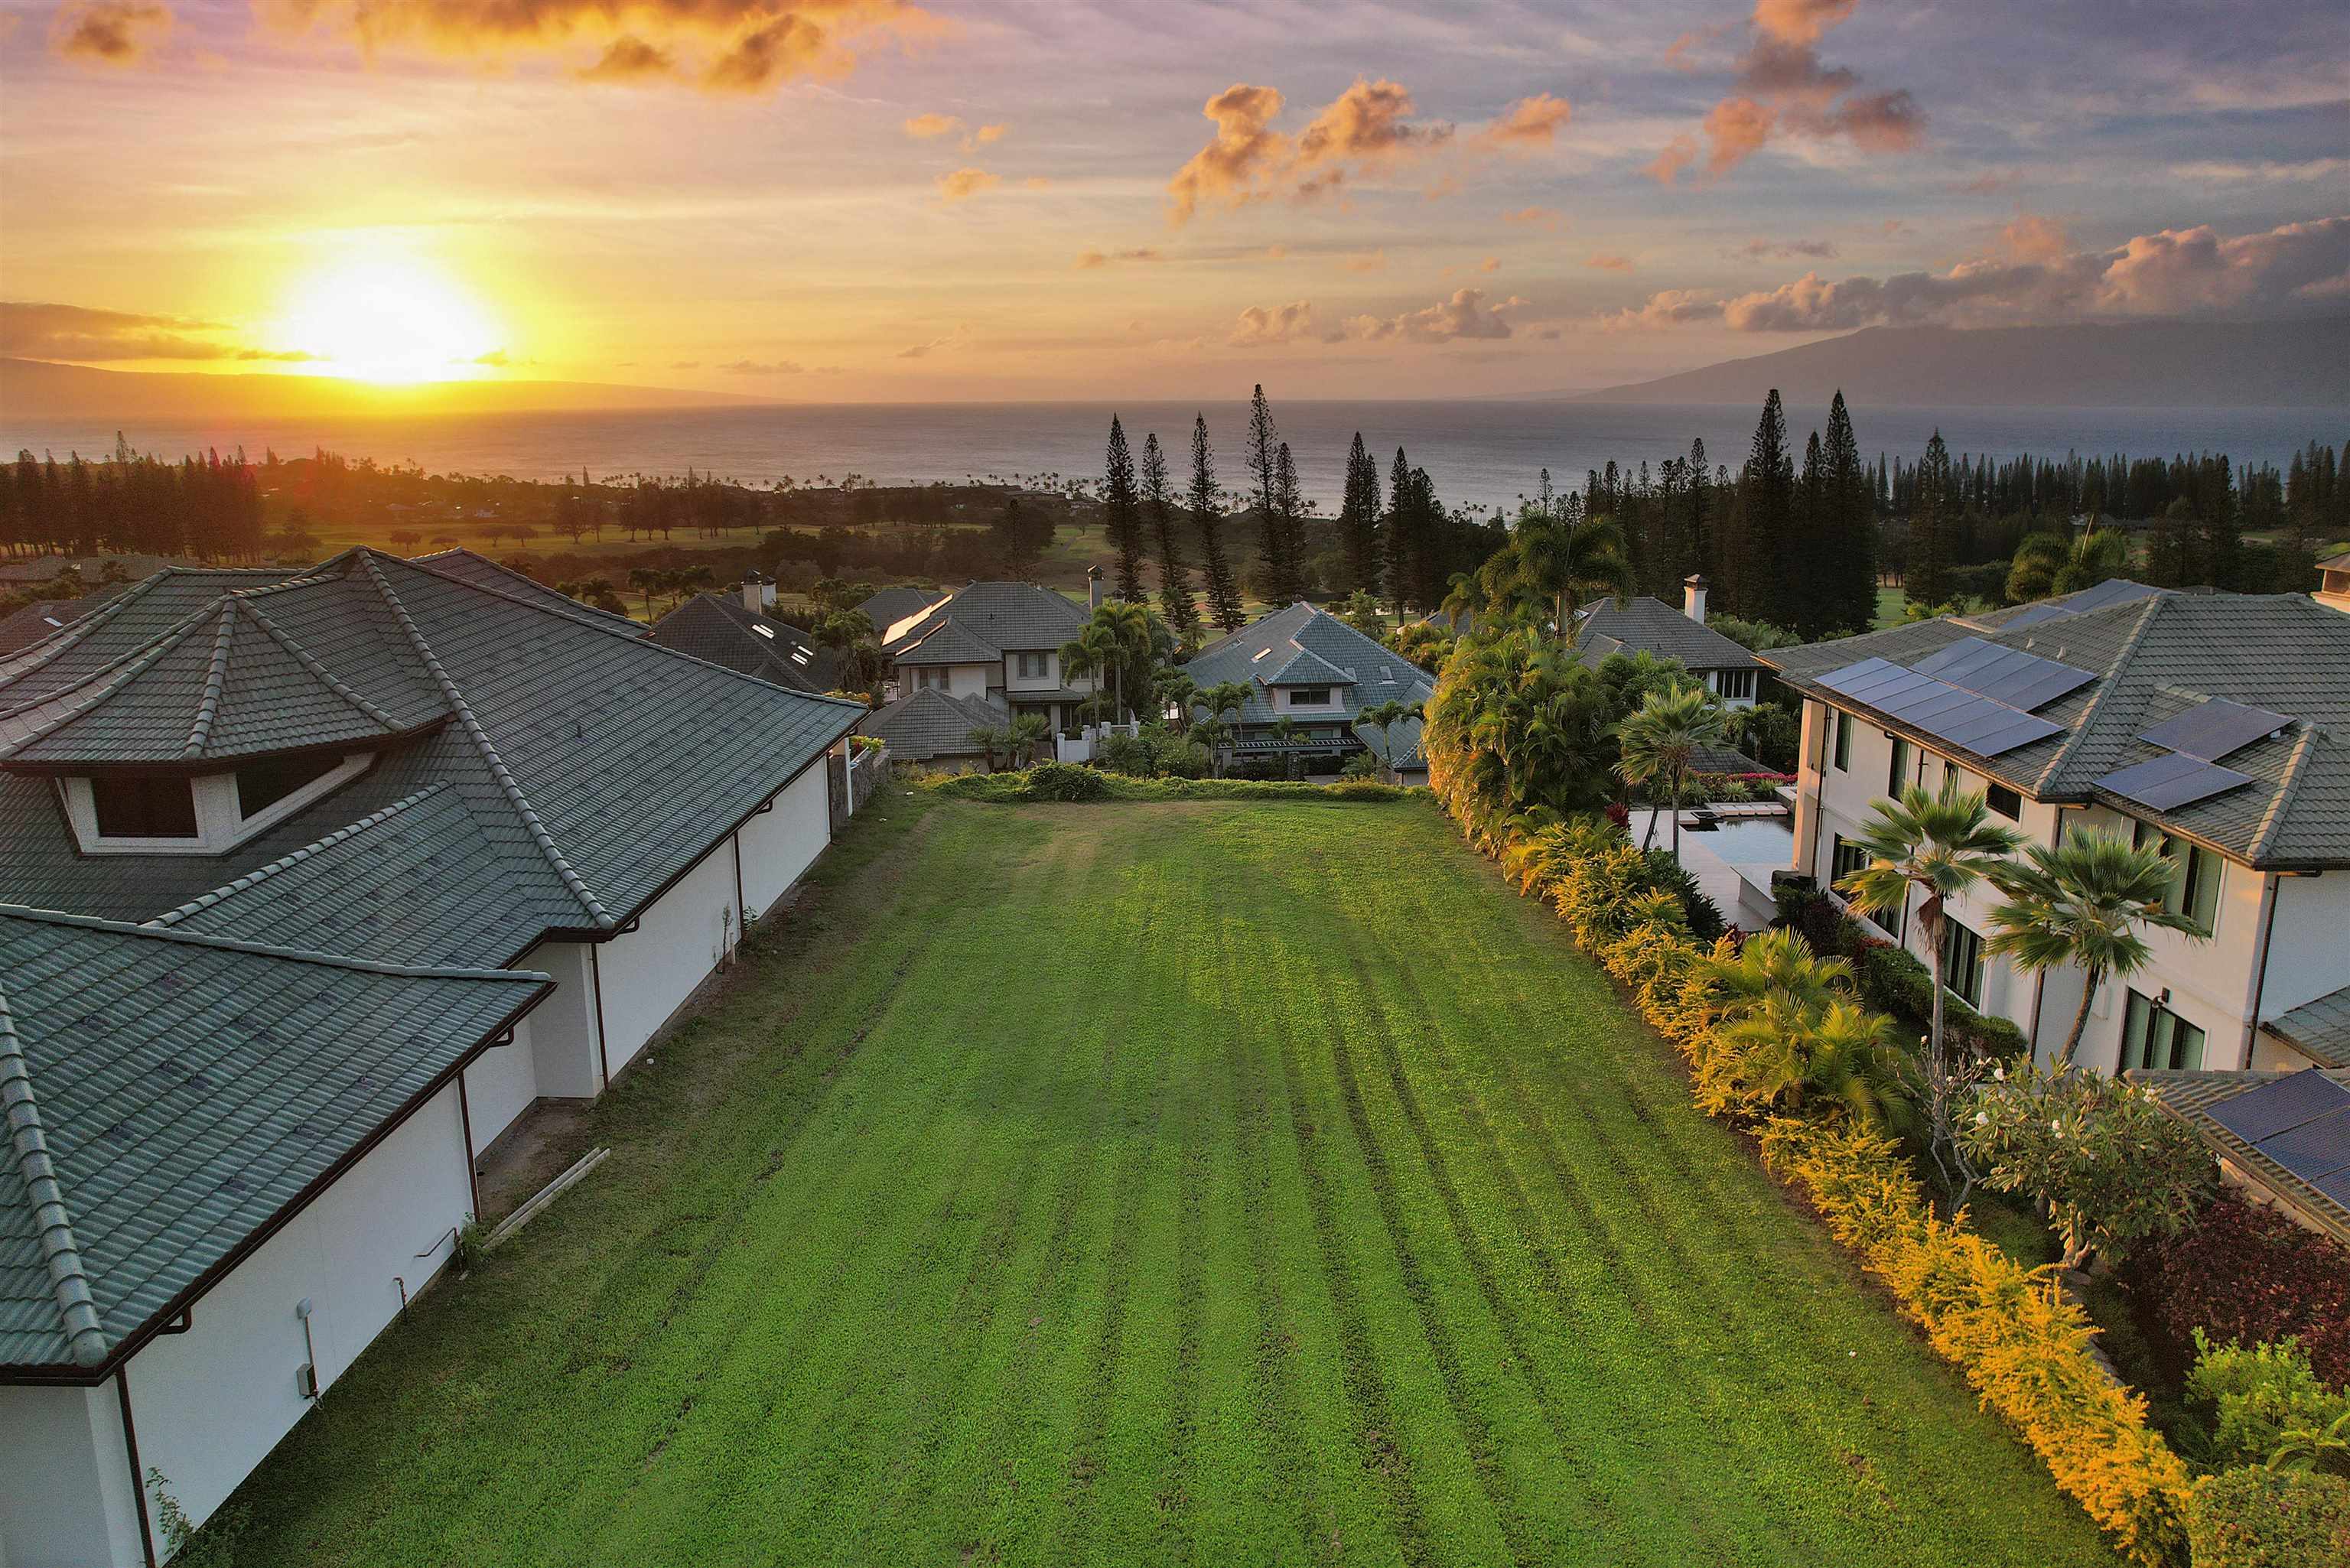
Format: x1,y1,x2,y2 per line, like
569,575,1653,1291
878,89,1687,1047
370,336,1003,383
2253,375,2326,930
8,399,2344,516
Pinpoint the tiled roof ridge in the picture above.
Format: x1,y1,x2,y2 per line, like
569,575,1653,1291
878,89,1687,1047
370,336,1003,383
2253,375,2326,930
148,784,453,929
360,553,616,931
0,974,107,1365
4,901,553,983
385,551,864,711
2023,590,2168,797
230,596,408,732
0,605,214,753
2247,721,2319,866
182,604,237,757
0,566,194,680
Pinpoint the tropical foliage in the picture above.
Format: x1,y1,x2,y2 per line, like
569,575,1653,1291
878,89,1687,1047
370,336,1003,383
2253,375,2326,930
1614,685,1727,856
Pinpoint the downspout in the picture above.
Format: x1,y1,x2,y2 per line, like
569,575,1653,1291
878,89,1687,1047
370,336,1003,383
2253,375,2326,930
732,832,746,938
588,944,612,1092
2026,806,2062,1056
116,1368,158,1568
2241,871,2284,1069
456,1072,480,1221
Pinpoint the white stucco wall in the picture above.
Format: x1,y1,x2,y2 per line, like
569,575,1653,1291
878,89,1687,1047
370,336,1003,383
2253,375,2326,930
0,1079,475,1565
594,844,737,1075
460,1017,539,1153
737,766,830,920
516,940,601,1101
0,1383,144,1568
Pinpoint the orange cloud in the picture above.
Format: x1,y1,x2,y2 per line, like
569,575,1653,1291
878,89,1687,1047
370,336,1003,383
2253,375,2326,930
1599,288,1720,331
1229,301,1319,346
1702,97,1776,177
259,0,937,95
1585,252,1635,272
970,122,1007,145
1753,0,1856,47
51,0,171,64
2001,213,2071,262
1478,256,1500,272
1343,288,1525,343
1168,77,1453,222
1346,249,1387,273
1651,15,1922,184
1167,83,1288,223
1074,247,1164,268
904,111,962,137
936,167,998,202
1502,205,1566,229
1644,136,1697,185
1476,93,1571,148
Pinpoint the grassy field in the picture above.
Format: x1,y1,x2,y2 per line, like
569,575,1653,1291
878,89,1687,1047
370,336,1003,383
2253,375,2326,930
229,794,2116,1567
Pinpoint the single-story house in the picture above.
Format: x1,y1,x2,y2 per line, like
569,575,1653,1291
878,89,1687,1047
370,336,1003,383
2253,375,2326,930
1574,576,1765,708
0,906,550,1568
0,546,865,1559
1180,602,1435,781
861,687,1009,771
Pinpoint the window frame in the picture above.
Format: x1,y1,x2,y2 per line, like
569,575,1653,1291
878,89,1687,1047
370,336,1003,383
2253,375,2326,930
1832,710,1852,771
1941,916,1987,1008
60,753,371,856
1715,669,1756,701
2131,820,2222,936
1985,782,2023,820
1015,650,1050,680
2121,987,2207,1072
1887,734,1912,796
1287,686,1333,708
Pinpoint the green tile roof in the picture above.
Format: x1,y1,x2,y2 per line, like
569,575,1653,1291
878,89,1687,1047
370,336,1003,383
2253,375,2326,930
1762,588,2350,869
880,581,1088,659
1574,597,1763,672
864,688,1004,761
1180,602,1434,727
0,905,548,1374
2264,984,2350,1069
647,594,841,694
0,549,864,958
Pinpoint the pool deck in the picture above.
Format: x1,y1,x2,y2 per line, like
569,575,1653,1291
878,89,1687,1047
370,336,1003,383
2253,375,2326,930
1630,808,1791,932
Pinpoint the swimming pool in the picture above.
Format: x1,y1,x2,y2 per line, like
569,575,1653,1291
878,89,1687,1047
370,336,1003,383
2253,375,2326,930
1681,814,1796,867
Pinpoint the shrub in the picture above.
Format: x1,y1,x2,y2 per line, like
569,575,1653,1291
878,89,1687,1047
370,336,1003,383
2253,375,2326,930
1775,886,2031,1060
1097,730,1154,776
1153,732,1211,779
2130,1196,2350,1391
2184,1334,2350,1472
1020,762,1109,802
2184,1467,2350,1568
1960,1066,2217,1270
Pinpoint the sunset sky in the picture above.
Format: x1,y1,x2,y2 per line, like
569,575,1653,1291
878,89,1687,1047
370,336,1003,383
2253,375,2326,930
2,0,2345,402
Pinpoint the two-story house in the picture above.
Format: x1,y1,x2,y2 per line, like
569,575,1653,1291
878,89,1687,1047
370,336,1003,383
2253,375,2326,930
1574,576,1766,709
1180,602,1437,781
880,578,1097,734
1759,584,2350,1079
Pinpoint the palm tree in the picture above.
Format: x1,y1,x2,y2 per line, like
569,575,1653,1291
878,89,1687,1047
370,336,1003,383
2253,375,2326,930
967,724,1007,773
1008,712,1053,767
1986,831,2211,1069
1701,931,1912,1129
1059,621,1122,733
1270,716,1302,779
1509,510,1633,638
627,567,659,616
1202,680,1253,777
1838,783,2026,1193
1357,698,1423,780
1157,670,1199,733
1614,685,1727,857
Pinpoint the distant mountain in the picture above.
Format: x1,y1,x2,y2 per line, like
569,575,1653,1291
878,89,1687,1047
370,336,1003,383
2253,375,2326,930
1567,319,2350,408
0,358,764,422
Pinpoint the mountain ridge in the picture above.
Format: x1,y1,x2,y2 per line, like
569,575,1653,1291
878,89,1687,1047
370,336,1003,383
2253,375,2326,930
1560,319,2350,408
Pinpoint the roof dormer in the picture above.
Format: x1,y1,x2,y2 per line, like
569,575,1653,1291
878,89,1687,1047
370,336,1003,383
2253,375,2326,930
58,750,375,855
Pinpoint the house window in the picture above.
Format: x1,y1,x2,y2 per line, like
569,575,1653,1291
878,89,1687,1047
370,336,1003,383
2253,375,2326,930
1831,834,1898,937
913,667,946,691
90,774,199,838
236,752,340,819
1985,782,2023,819
1888,735,1912,795
1715,669,1756,701
1941,917,1986,1007
1832,710,1852,771
1288,687,1331,706
2121,988,2206,1072
2131,821,2222,935
1017,651,1049,679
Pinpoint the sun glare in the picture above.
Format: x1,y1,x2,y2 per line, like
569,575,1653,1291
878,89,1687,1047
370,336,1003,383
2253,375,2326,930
272,259,503,383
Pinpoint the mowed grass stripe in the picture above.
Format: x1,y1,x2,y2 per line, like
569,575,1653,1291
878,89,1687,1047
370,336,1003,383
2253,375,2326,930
225,797,2119,1568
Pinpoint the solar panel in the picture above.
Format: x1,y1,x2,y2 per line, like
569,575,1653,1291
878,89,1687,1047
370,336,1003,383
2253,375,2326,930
2263,1108,2350,1183
1817,657,2065,757
2138,699,2292,762
2208,1069,2350,1144
2094,751,2257,812
2314,1166,2350,1212
1913,636,2098,711
2000,601,2072,631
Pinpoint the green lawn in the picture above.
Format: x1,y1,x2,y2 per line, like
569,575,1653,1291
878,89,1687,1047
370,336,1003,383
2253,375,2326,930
230,795,2116,1566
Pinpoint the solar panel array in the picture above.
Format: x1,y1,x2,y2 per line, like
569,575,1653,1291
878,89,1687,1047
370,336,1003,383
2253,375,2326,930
2209,1071,2350,1202
1816,656,2066,757
1913,636,2098,711
2138,698,2292,762
2094,751,2257,811
2001,578,2166,631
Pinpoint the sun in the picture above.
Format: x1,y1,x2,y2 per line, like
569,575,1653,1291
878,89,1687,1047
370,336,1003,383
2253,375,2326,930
272,258,503,383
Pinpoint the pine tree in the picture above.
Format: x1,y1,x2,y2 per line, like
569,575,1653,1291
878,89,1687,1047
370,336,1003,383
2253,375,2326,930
1739,390,1795,624
1685,438,1710,588
1824,391,1874,633
1385,447,1419,613
1190,415,1245,633
1141,433,1199,644
1908,430,1955,608
1243,384,1299,602
1791,428,1829,637
1102,415,1145,602
1338,432,1383,595
1274,441,1304,604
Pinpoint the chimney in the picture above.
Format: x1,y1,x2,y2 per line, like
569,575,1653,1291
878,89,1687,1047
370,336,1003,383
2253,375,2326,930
1087,565,1103,611
1682,573,1710,626
740,571,776,613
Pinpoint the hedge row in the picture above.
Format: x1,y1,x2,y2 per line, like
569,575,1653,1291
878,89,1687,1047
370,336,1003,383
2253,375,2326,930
1777,883,2033,1060
919,766,1419,805
1479,814,2194,1565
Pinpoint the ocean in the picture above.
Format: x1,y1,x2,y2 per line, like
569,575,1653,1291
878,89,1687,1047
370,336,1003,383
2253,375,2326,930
7,402,2344,516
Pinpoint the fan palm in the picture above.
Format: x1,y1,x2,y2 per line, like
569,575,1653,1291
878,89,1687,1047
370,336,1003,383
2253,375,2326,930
1201,680,1253,776
1007,712,1053,767
967,724,1007,773
1986,830,2210,1069
1157,670,1199,732
1614,685,1727,859
1704,927,1855,1022
1356,698,1424,779
1270,715,1302,779
1059,622,1122,730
